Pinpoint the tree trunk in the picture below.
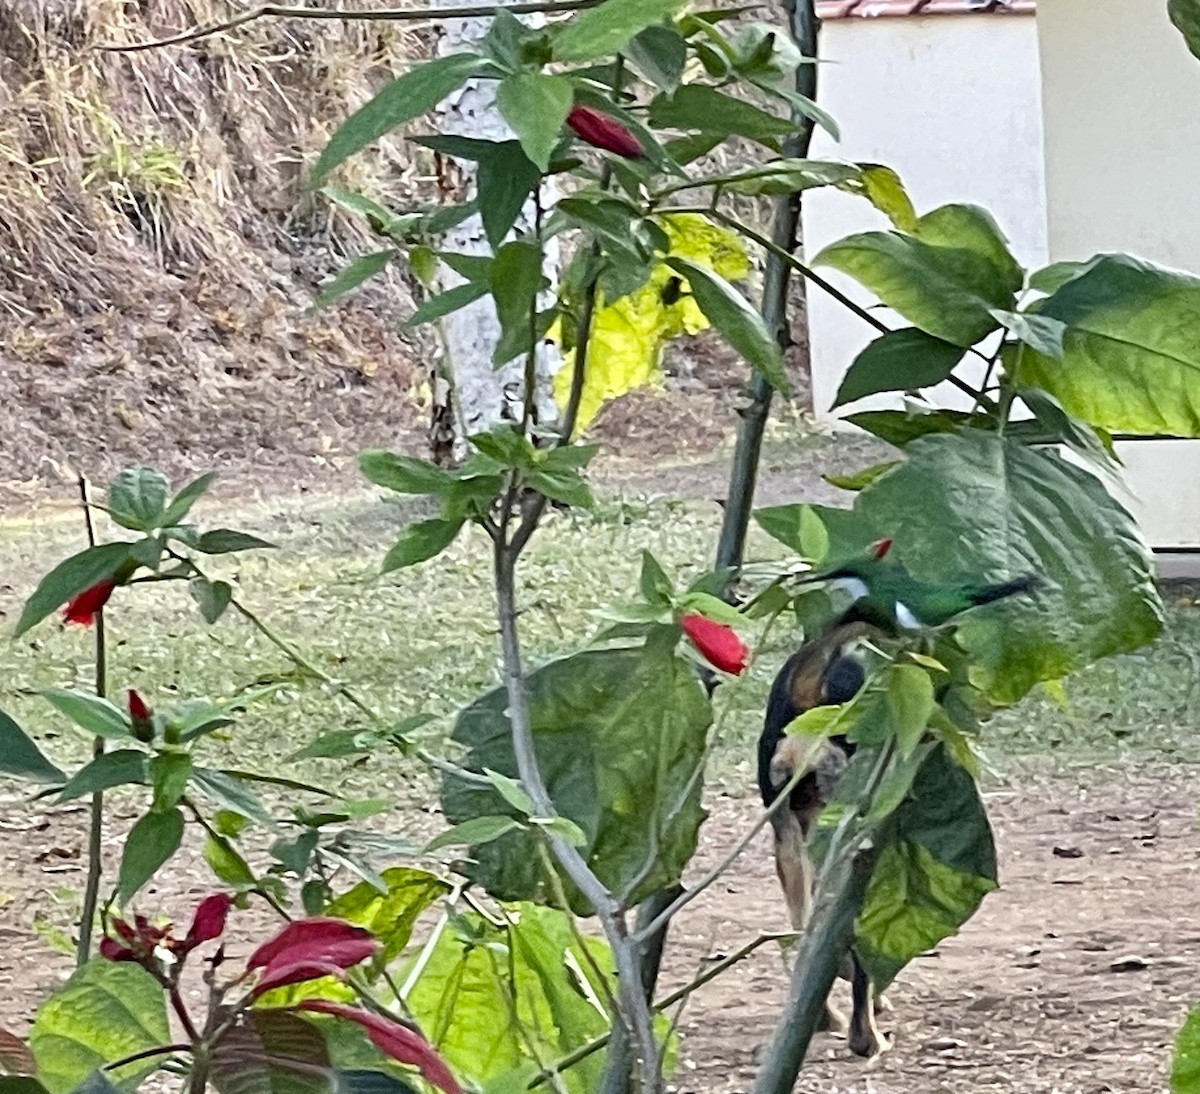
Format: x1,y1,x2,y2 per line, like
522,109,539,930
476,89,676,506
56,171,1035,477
431,3,561,458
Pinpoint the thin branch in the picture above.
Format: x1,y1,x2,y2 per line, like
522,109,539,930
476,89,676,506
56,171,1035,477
77,475,107,967
99,0,605,53
104,1044,193,1071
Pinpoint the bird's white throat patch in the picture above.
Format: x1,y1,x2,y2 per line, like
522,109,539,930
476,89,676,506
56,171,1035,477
830,576,869,602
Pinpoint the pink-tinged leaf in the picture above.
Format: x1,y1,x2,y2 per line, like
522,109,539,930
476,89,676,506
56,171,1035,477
185,893,234,947
0,1028,37,1075
99,936,135,962
251,959,349,999
246,917,375,970
294,1001,463,1094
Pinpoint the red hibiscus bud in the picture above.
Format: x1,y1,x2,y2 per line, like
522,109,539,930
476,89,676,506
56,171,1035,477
63,579,117,627
99,936,135,962
872,538,893,560
184,893,233,948
565,105,644,159
296,1001,463,1094
127,689,151,723
680,614,749,676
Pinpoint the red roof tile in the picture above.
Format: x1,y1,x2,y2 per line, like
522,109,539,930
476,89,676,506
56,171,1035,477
816,0,1034,17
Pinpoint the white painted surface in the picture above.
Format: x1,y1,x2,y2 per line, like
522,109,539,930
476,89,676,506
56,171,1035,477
802,15,1048,416
1038,0,1200,549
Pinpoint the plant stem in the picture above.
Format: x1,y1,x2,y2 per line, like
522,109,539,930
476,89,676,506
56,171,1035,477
104,1044,193,1071
100,0,606,52
713,0,819,580
493,542,662,1090
750,850,875,1094
77,476,107,966
169,986,202,1043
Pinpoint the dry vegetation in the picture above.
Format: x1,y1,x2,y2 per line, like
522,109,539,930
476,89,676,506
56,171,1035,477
0,0,449,497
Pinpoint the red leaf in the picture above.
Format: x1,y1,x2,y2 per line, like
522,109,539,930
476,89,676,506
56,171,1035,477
99,936,135,962
294,1001,463,1094
247,917,375,971
251,959,349,998
63,579,117,626
185,893,233,947
565,105,644,159
680,614,749,676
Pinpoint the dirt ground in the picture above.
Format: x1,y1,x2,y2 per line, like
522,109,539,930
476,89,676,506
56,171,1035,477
0,762,1194,1093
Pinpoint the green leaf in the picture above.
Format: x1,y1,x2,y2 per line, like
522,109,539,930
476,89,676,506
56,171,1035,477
107,468,170,532
675,591,743,626
313,251,394,310
149,752,193,811
442,645,711,912
57,751,148,804
716,158,859,197
191,768,276,828
204,831,257,887
489,240,547,366
496,73,573,173
482,770,536,816
833,327,965,408
665,256,788,393
313,53,483,182
648,85,795,149
845,164,917,231
190,577,234,624
639,551,674,606
814,204,1023,347
326,867,451,964
116,808,184,904
815,429,1163,704
1172,1004,1200,1093
823,461,898,492
0,713,64,784
358,451,455,496
853,745,997,989
0,1080,48,1094
15,543,134,638
1013,254,1200,437
195,530,275,554
30,961,169,1094
404,282,489,328
40,691,130,741
1170,0,1200,61
322,187,418,239
1027,259,1092,295
160,476,212,530
478,142,542,249
753,503,831,561
885,666,935,758
424,815,524,853
625,24,687,90
526,468,593,510
844,408,975,447
381,519,464,573
990,309,1065,359
553,0,687,61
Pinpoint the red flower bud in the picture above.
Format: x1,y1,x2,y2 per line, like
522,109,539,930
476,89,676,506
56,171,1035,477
99,936,135,962
63,579,117,626
184,893,233,948
127,689,151,723
872,538,893,560
565,105,644,159
680,614,749,676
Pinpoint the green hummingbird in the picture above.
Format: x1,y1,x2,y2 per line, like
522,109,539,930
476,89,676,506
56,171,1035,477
802,537,1042,632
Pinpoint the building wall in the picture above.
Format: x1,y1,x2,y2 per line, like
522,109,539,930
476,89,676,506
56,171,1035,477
1039,0,1200,549
802,14,1048,415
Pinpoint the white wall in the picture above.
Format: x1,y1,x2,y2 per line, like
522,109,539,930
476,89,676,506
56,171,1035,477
1039,0,1200,549
803,14,1048,415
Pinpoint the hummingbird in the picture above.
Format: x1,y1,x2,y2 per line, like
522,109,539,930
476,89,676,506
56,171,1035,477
801,537,1042,632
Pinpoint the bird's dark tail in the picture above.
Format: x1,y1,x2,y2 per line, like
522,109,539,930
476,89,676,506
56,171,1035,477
969,574,1042,607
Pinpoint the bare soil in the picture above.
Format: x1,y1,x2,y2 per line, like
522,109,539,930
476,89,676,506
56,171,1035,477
0,763,1194,1093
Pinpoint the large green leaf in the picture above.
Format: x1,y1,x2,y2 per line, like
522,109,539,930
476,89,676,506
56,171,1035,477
380,519,464,573
665,256,788,393
812,429,1163,704
648,84,795,149
57,750,148,803
495,73,573,173
1013,254,1200,437
107,468,169,532
31,961,169,1094
489,241,547,366
441,646,711,912
313,54,483,183
813,204,1023,347
553,0,687,61
854,745,997,988
0,713,64,784
116,808,185,904
402,905,612,1094
326,868,450,965
1173,1004,1200,1093
15,543,135,637
833,327,965,408
1170,0,1200,62
40,691,130,741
